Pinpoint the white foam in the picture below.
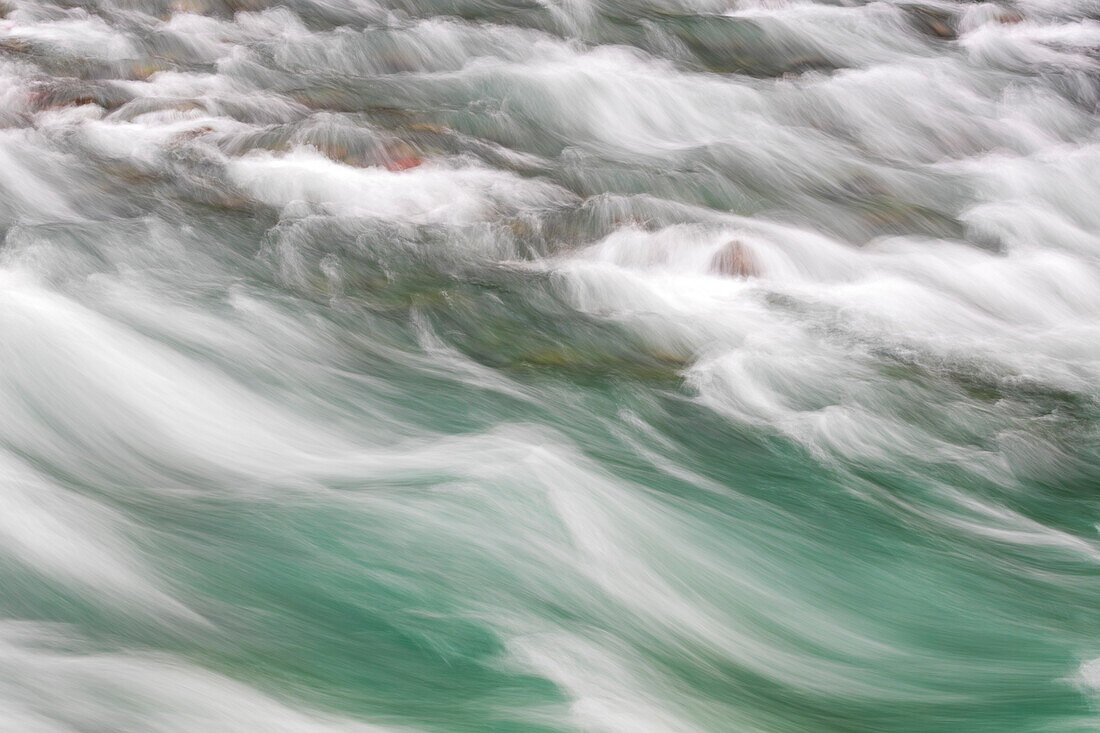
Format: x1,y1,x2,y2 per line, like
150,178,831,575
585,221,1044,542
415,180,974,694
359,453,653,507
0,623,403,733
0,268,360,484
0,455,199,622
553,209,1100,464
0,12,137,62
227,148,576,224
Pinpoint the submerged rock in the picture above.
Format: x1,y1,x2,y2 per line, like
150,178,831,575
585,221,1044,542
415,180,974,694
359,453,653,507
664,15,840,77
108,97,206,121
904,5,958,40
378,142,423,172
167,0,269,15
26,80,134,113
710,240,759,278
312,140,424,171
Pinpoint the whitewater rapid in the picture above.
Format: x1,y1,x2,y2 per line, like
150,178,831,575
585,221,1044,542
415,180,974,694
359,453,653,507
0,0,1098,730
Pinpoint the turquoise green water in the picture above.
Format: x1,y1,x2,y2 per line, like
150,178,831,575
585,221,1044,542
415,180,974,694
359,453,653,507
0,0,1099,731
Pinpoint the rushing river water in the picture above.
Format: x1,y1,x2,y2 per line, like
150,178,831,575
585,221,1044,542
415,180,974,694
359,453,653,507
1,0,1099,730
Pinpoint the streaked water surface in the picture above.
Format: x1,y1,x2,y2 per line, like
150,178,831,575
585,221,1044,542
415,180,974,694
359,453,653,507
0,0,1098,730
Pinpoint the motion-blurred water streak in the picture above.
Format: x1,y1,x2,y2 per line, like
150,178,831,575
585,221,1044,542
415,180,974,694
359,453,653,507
0,0,1098,730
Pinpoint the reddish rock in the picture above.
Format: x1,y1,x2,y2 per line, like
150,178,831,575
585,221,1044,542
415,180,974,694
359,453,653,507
383,143,423,171
384,155,422,172
710,240,759,278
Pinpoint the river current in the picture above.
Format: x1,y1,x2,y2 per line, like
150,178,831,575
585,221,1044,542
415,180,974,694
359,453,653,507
0,0,1098,730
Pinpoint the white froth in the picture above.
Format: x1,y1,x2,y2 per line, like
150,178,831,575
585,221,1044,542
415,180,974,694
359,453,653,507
227,148,575,223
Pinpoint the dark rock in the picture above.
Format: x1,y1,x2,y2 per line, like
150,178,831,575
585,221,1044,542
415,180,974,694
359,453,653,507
905,6,958,40
26,81,134,112
665,15,840,77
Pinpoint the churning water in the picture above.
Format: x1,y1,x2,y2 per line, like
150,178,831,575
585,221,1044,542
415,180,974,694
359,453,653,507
0,0,1098,730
